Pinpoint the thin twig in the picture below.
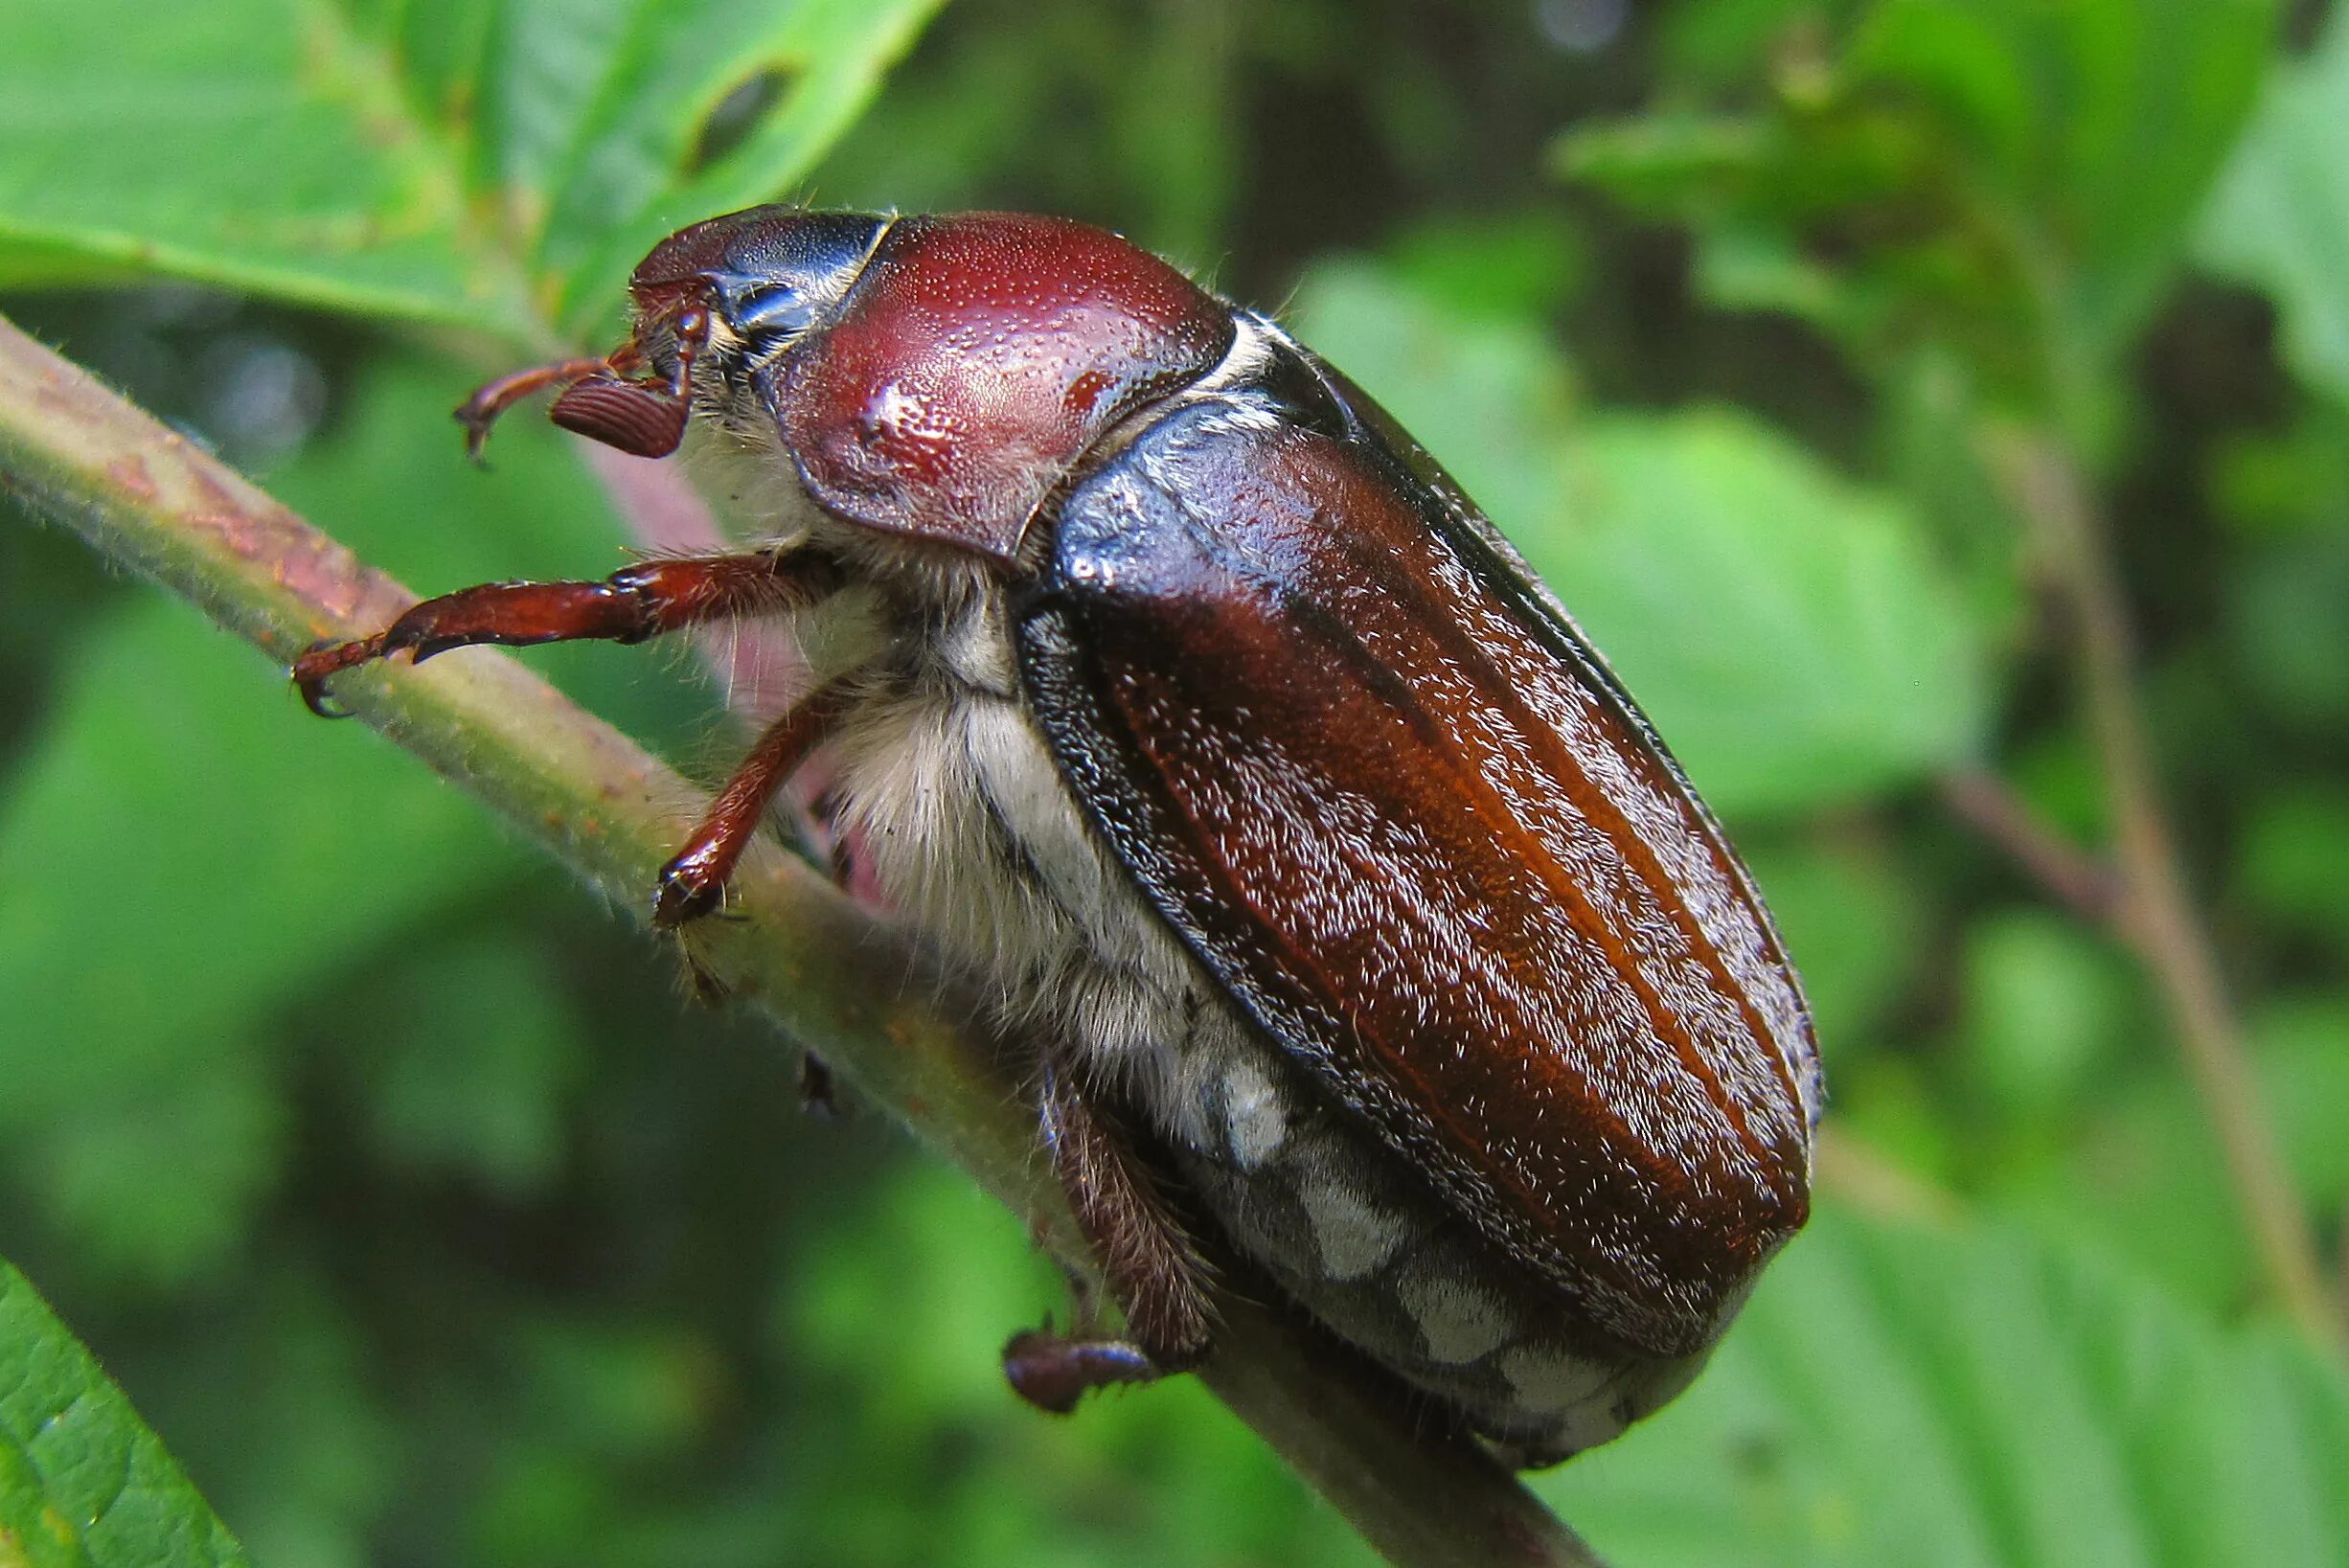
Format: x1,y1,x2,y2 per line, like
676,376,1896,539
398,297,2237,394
0,313,1608,1568
1939,767,2125,926
1988,427,2341,1348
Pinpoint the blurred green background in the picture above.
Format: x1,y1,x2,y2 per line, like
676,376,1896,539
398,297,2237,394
3,1,2348,1564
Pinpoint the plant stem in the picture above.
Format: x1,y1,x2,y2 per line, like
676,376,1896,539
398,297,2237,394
1991,428,2341,1349
0,313,1609,1568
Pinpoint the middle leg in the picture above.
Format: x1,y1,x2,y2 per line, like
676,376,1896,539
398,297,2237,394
653,679,856,926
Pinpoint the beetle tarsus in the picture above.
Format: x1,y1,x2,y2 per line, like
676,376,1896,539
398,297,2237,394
298,685,356,719
291,634,386,717
1002,1328,1169,1413
651,855,727,928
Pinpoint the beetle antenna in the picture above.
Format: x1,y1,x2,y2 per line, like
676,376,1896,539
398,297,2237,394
453,355,612,464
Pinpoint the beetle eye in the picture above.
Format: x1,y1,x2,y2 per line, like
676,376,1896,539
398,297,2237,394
732,285,820,339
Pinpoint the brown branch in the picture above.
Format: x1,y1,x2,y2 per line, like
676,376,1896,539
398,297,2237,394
0,312,1610,1568
1988,427,2341,1349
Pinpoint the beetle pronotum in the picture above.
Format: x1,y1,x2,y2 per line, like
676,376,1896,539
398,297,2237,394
295,208,1821,1466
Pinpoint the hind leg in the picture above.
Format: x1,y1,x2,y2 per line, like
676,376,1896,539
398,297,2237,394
1004,1060,1217,1413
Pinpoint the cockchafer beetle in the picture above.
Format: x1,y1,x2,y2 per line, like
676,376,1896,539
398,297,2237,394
294,207,1822,1466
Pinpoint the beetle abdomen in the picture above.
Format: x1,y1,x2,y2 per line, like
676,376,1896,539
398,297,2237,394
1016,330,1817,1359
1163,1022,1715,1460
821,627,1703,1460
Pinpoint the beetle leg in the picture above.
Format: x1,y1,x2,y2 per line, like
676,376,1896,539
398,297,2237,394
293,550,837,716
1003,1061,1216,1414
652,680,855,927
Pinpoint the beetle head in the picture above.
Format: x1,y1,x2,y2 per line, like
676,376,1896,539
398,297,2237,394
456,207,889,462
458,207,1237,565
624,207,890,397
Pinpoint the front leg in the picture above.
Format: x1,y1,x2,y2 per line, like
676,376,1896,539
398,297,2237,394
292,549,837,716
1003,1061,1217,1413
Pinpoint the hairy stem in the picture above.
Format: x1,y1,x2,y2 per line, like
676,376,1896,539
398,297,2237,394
0,313,1608,1568
1991,428,2340,1348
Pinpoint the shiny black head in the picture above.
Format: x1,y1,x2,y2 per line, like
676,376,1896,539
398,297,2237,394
629,206,889,351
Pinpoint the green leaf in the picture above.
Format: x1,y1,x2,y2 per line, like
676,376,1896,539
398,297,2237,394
1554,409,1989,815
2240,787,2349,955
0,595,523,1286
517,0,953,330
2207,403,2349,539
1547,1207,2349,1568
1559,0,2282,411
783,1159,1379,1568
1737,832,1926,1053
2197,6,2349,405
125,1273,396,1568
1288,261,1579,534
1381,211,1588,326
1655,0,1865,91
2257,995,2349,1197
0,0,948,338
0,1260,250,1567
1292,261,1987,817
1952,909,2136,1122
1847,0,2278,357
2048,991,2349,1310
347,937,584,1195
2229,525,2349,736
0,3,508,330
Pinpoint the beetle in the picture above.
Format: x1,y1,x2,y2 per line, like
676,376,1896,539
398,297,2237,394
293,207,1821,1466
